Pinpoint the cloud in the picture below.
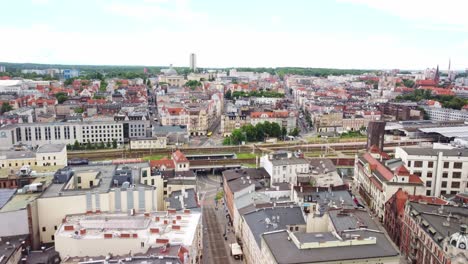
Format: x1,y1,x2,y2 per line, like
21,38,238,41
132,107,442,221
339,0,468,31
104,0,205,24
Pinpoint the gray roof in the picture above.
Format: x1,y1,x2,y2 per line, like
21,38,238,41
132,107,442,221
167,188,198,211
401,147,468,157
408,202,468,246
222,168,270,182
271,158,309,166
328,209,380,232
0,235,28,264
243,206,306,247
36,144,66,153
0,189,16,209
309,159,336,174
262,230,399,263
0,150,35,160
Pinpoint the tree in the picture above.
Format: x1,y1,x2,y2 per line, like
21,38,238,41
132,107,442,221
281,127,288,139
74,107,84,114
112,139,118,149
289,128,299,137
55,92,69,104
225,90,232,100
1,102,13,114
73,140,80,150
402,79,415,88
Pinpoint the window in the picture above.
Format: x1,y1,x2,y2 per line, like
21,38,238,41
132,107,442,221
441,191,446,195
442,173,448,178
451,182,460,188
51,235,54,241
426,181,432,187
426,190,431,196
442,181,447,188
54,225,57,230
453,162,462,169
453,172,461,179
443,162,450,169
427,172,433,178
408,161,412,167
414,171,422,177
42,227,46,232
428,162,434,168
414,161,423,167
295,226,299,231
77,177,81,184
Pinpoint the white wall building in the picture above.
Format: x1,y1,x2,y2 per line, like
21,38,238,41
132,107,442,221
423,106,468,121
395,147,468,197
260,152,309,185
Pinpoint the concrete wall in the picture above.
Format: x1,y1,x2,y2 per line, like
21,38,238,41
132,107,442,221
0,209,29,236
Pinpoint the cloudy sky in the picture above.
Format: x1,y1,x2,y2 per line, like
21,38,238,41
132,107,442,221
1,0,467,70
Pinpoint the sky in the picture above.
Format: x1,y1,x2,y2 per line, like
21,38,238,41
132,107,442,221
1,0,468,70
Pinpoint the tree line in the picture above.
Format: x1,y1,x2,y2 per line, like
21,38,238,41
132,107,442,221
223,122,299,145
396,89,468,110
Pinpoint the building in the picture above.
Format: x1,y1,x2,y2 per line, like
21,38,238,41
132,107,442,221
0,121,125,150
400,202,468,264
379,102,423,121
0,235,28,264
54,210,202,263
189,53,197,72
220,112,250,137
384,188,447,248
367,121,386,152
250,111,297,132
260,151,309,185
354,152,425,221
423,106,468,121
62,69,80,79
129,137,167,150
0,144,67,169
395,147,468,197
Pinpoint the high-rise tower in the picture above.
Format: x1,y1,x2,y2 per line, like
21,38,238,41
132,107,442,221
189,53,197,72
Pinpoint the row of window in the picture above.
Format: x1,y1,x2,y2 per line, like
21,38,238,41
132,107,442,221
409,160,463,169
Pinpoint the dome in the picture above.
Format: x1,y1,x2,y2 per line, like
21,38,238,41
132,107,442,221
449,225,468,250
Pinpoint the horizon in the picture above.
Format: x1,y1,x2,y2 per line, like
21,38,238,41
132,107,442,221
1,0,468,70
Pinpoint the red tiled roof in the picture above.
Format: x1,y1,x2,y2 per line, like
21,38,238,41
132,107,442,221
394,165,410,176
409,194,447,205
172,150,188,163
362,153,393,181
416,79,437,86
408,174,423,184
150,157,175,169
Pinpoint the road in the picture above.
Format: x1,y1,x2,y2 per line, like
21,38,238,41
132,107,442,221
198,175,238,264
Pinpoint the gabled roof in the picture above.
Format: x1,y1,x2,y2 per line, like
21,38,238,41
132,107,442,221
150,157,175,169
172,150,188,163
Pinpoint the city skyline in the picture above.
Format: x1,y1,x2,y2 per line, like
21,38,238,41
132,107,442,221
1,0,468,69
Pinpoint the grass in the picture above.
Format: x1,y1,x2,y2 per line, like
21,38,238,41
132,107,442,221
142,154,168,161
242,163,257,168
236,152,257,159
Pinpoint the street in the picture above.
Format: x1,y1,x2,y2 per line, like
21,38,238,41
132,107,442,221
197,175,239,264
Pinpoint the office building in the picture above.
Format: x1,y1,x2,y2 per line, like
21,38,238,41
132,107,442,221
367,121,386,152
395,147,468,197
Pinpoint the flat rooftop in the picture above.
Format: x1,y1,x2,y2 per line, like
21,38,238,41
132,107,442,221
400,147,468,157
0,176,53,212
36,144,65,153
58,210,201,247
41,163,150,198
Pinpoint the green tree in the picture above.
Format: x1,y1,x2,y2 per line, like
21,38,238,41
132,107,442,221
1,102,13,114
281,127,288,139
74,107,84,114
289,128,300,137
225,90,232,100
112,139,118,149
54,92,69,104
73,140,80,150
402,79,415,88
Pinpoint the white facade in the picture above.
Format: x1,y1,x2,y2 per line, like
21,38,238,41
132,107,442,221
260,154,309,185
0,121,124,150
129,137,167,150
395,147,468,197
424,106,468,121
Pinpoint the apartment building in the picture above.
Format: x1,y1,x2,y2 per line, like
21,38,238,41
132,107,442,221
395,147,468,197
354,152,425,221
260,151,309,185
0,144,67,169
0,121,124,149
250,110,297,132
220,112,250,137
400,202,468,264
129,137,167,150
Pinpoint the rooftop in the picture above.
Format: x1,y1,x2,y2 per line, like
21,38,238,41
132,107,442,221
400,147,468,157
0,235,28,264
243,206,306,247
36,144,66,153
166,188,199,211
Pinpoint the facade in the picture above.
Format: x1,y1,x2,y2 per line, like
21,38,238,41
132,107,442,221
400,202,468,264
260,151,309,185
129,137,167,150
0,121,124,150
395,147,468,197
250,111,297,132
158,75,186,87
220,112,250,137
190,53,197,72
423,106,468,121
354,152,425,221
0,144,67,168
367,121,386,152
384,188,447,248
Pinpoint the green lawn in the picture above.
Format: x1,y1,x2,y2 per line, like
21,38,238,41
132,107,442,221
142,154,168,161
242,163,257,168
236,153,257,159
